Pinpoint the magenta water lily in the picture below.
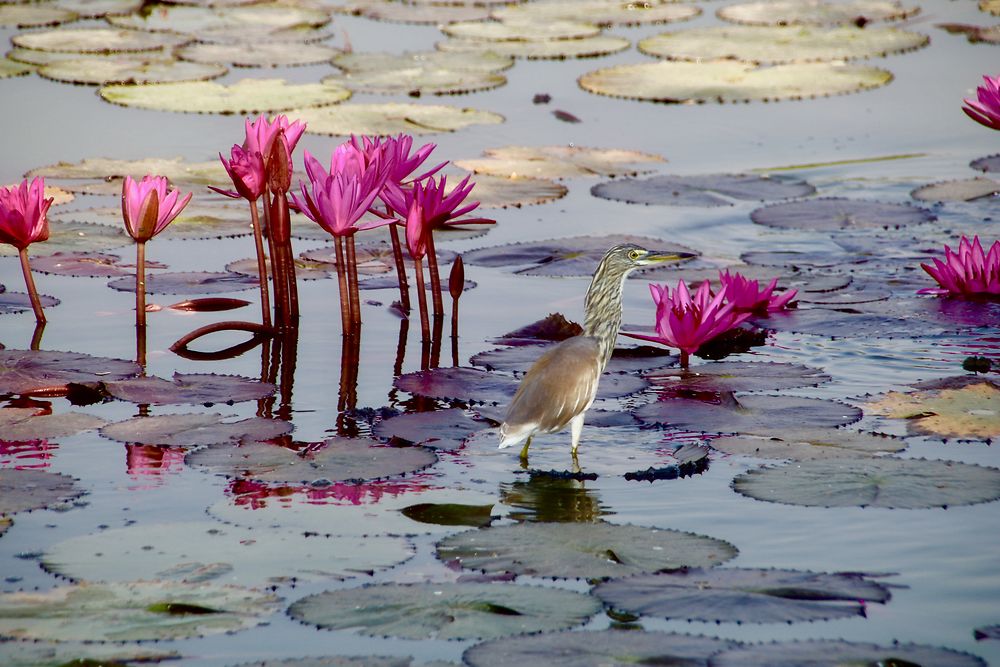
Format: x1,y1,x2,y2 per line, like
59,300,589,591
0,177,52,324
920,235,1000,297
719,270,797,314
962,75,1000,131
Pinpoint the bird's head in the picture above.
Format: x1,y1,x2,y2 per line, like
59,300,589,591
606,243,697,270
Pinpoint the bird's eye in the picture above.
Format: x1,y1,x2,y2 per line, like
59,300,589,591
628,249,641,260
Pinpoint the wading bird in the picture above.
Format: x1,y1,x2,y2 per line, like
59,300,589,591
499,243,695,462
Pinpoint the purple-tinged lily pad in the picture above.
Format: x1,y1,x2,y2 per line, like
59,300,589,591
230,658,407,667
970,154,1000,173
594,568,890,623
372,407,490,449
0,292,61,316
712,639,986,667
646,361,829,394
0,468,85,515
472,344,676,375
465,630,738,667
740,249,859,269
107,271,258,295
750,307,946,339
795,287,890,305
103,373,275,406
592,173,815,207
99,413,292,446
0,408,106,440
186,438,437,483
635,394,862,434
301,242,457,271
0,349,140,396
30,251,132,278
975,625,1000,640
750,197,935,231
455,145,664,179
733,457,1000,508
359,275,475,291
911,177,1000,202
710,428,905,460
436,522,737,580
226,256,340,281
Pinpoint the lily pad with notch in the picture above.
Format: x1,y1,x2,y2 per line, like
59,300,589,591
635,394,862,434
99,413,292,446
710,427,905,460
99,78,351,114
646,361,829,394
372,407,490,449
102,372,275,406
455,145,664,180
711,639,986,667
750,197,935,230
0,349,140,396
0,469,85,515
293,102,504,136
592,173,815,207
0,408,106,440
107,271,259,295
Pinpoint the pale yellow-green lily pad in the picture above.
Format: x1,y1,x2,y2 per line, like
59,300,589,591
910,177,1000,202
27,156,227,190
0,4,78,27
295,102,503,136
6,45,167,66
12,27,190,53
492,0,700,27
448,173,568,208
441,19,601,41
324,65,506,96
865,379,1000,440
54,0,143,18
0,221,129,257
99,77,350,114
0,642,178,667
0,183,73,206
579,60,892,103
177,40,341,68
334,49,513,74
0,57,33,78
39,56,227,85
107,2,330,35
455,145,665,179
718,0,920,26
57,201,253,239
638,25,928,64
0,581,281,641
436,33,630,59
343,0,492,23
983,0,1000,15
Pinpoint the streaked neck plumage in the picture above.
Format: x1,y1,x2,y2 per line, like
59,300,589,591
583,256,634,372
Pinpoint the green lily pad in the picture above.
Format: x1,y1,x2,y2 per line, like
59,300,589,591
911,177,1000,202
456,145,664,179
436,33,631,59
0,640,178,667
39,56,226,85
42,521,412,585
441,19,601,42
0,220,129,257
0,408,105,440
710,428,905,460
294,102,504,135
107,271,259,295
712,639,986,667
436,522,737,580
579,60,892,103
288,582,602,640
0,349,140,396
107,3,330,35
733,457,1000,508
323,66,506,96
60,201,252,239
594,568,890,623
103,372,275,406
226,256,342,281
0,581,281,641
99,413,292,446
334,50,513,74
750,197,935,230
0,4,79,27
177,41,341,68
12,27,189,53
373,407,490,449
864,379,1000,440
592,173,815,207
646,362,830,394
638,26,928,64
99,78,351,114
465,630,738,667
186,438,437,483
348,0,492,23
718,0,919,26
0,469,85,515
448,174,567,208
0,57,33,78
635,395,862,434
492,0,700,26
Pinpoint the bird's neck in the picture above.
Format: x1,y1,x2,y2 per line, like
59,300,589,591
583,262,631,370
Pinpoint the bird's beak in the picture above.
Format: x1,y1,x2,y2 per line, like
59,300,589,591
640,250,697,266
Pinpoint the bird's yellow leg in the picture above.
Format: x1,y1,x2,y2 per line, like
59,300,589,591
519,436,532,462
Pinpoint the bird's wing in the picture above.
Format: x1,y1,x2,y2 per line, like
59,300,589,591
502,336,602,436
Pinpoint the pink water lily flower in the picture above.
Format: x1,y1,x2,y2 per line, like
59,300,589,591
292,148,391,238
213,144,266,202
963,75,1000,131
383,174,492,234
353,134,445,210
719,270,797,314
121,175,192,243
244,114,306,169
0,177,51,250
919,235,1000,296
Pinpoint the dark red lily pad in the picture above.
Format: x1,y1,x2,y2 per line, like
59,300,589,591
712,639,986,667
103,373,275,406
31,251,134,278
100,413,292,446
594,568,890,623
0,468,85,515
107,271,259,295
0,291,61,315
168,297,251,312
634,394,862,434
646,361,829,394
750,197,935,231
372,407,490,449
591,173,815,207
472,344,676,375
0,349,141,396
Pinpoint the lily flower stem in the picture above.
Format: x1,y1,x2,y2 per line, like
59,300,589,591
30,321,45,351
345,234,362,327
136,319,147,369
430,313,443,369
333,236,353,336
413,256,431,342
247,201,272,329
388,224,411,312
135,241,146,329
425,232,444,318
284,240,299,320
262,191,285,324
679,350,690,370
18,247,45,324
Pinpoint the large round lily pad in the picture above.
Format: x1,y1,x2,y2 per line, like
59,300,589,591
492,0,700,26
0,581,280,641
0,349,140,396
733,457,1000,508
718,0,919,26
324,64,506,96
107,3,330,35
0,220,129,257
446,173,567,208
294,102,504,136
288,582,601,640
646,362,830,394
11,27,189,53
99,413,292,446
472,344,676,375
594,568,890,624
42,521,412,586
0,469,85,515
911,177,1000,202
177,41,340,68
99,78,351,114
864,379,999,440
0,4,78,27
441,19,601,42
710,428,905,460
750,197,935,230
64,201,253,240
437,33,631,59
634,394,862,434
711,639,986,667
0,641,179,667
39,56,227,85
0,408,106,440
579,61,892,104
57,0,144,18
186,438,437,483
27,156,226,188
373,408,490,449
0,58,33,78
31,251,135,278
0,292,61,316
465,630,738,667
456,145,664,179
334,50,513,74
592,173,815,207
436,522,737,580
103,372,275,406
107,271,259,295
348,0,492,23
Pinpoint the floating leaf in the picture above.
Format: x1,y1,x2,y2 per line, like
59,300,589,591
456,145,664,179
0,292,61,316
103,373,275,406
300,242,454,274
646,362,830,394
592,173,815,207
465,629,738,667
864,379,1000,440
229,658,409,667
107,271,259,295
0,640,178,667
0,349,140,396
324,65,506,96
30,251,134,278
635,394,862,434
437,33,631,59
492,0,700,26
0,220,128,257
12,27,189,53
294,102,504,136
971,154,1000,173
0,581,280,641
0,408,105,440
911,177,1000,202
400,503,495,528
437,522,737,580
472,344,676,375
42,521,412,586
449,174,567,208
177,41,340,68
0,469,84,515
28,156,226,188
0,4,79,27
107,3,330,35
733,457,1000,508
718,0,919,26
595,568,890,624
348,0,491,23
639,26,927,64
100,413,292,446
0,58,33,78
334,50,513,74
710,428,905,460
39,56,227,85
99,78,351,114
442,19,601,42
795,287,890,305
56,0,144,18
186,438,437,483
579,61,892,104
373,408,490,449
59,201,252,239
711,639,986,667
751,197,935,230
750,306,944,339
288,582,601,640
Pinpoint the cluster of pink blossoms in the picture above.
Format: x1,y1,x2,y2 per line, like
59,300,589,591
920,235,1000,297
